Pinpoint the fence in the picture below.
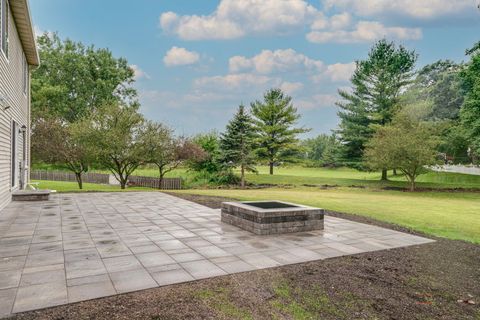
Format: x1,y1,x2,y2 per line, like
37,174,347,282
31,170,183,190
128,175,182,190
31,170,109,184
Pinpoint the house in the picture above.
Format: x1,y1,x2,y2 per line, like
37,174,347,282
0,0,39,209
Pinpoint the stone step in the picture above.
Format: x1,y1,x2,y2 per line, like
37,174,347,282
12,190,51,201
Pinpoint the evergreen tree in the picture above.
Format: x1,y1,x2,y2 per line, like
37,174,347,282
251,88,309,175
337,39,417,179
220,105,257,188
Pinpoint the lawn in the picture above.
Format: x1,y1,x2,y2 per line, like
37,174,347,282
32,180,156,192
172,187,480,244
31,165,480,243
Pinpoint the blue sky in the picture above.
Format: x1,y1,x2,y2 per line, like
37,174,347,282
31,0,480,137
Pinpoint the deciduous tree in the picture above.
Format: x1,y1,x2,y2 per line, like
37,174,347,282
364,113,439,191
32,118,90,189
77,103,146,189
460,41,480,160
32,33,137,123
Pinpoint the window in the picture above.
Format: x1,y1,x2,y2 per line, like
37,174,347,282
0,0,8,58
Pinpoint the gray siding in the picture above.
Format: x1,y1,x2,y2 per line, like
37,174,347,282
0,4,30,210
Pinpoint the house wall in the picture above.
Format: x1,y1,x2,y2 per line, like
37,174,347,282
0,3,30,210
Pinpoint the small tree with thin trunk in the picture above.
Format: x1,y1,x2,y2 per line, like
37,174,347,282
78,103,146,189
32,118,91,189
220,105,257,188
251,88,309,175
143,121,201,188
364,113,439,191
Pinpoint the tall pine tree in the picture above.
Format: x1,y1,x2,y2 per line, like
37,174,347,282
337,39,417,179
220,105,257,188
251,88,309,175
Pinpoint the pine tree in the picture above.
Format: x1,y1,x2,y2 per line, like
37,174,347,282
220,105,257,188
251,88,309,175
337,39,417,179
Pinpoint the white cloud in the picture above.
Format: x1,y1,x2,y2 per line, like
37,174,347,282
296,94,338,110
159,0,320,40
311,12,352,30
163,47,200,67
130,65,150,80
312,62,356,83
307,21,422,44
229,49,323,74
322,0,474,20
194,73,276,92
280,81,304,95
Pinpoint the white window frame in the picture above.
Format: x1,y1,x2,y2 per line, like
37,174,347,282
11,120,17,189
0,0,9,59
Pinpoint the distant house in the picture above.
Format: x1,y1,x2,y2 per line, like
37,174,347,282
0,0,39,209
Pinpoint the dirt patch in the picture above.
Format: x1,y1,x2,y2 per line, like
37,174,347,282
10,193,480,320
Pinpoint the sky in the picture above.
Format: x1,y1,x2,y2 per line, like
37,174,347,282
30,0,480,138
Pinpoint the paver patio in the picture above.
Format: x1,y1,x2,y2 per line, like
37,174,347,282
0,192,434,317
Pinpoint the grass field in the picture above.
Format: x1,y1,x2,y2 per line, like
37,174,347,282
172,187,480,244
31,165,480,244
31,180,155,192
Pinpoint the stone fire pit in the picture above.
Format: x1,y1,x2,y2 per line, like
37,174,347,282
221,201,325,235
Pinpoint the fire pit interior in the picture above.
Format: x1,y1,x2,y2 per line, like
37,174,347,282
221,200,324,235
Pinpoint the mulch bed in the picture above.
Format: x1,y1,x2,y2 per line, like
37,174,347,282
10,193,480,320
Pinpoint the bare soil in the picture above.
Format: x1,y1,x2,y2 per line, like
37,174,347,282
10,193,480,320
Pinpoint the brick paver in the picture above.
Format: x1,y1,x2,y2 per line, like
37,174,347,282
0,192,434,317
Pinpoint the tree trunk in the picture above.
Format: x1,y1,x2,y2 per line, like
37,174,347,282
393,168,397,176
120,177,127,190
381,169,388,181
75,172,83,190
158,168,164,190
269,162,274,175
410,179,415,192
240,165,245,188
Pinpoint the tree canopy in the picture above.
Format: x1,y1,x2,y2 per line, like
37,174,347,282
364,112,439,191
32,33,137,123
337,39,417,177
220,105,257,187
460,41,480,158
251,88,309,175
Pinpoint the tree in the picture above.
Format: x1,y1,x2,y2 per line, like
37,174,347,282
303,134,342,167
78,103,146,189
405,60,464,121
220,105,257,188
143,122,201,188
32,33,137,123
364,113,439,191
31,118,90,189
460,41,480,160
251,88,309,175
189,132,221,174
337,39,417,179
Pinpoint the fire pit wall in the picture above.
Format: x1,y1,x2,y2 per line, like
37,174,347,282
221,201,325,235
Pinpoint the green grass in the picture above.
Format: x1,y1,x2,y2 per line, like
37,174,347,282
172,187,480,244
31,180,155,192
31,165,480,244
32,163,480,190
247,166,480,189
194,288,253,320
